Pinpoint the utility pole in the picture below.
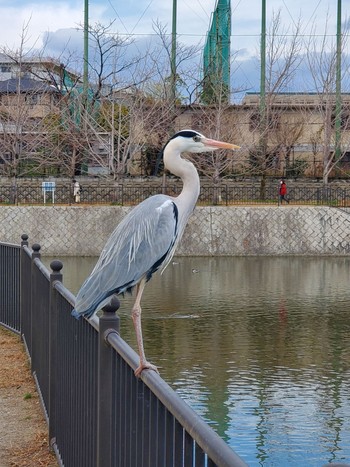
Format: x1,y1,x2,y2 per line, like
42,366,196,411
335,0,342,161
81,0,89,175
259,0,266,133
171,0,177,105
259,0,267,198
83,0,89,103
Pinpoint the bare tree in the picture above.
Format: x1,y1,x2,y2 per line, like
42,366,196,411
249,9,303,195
0,21,60,190
306,15,350,184
87,23,204,179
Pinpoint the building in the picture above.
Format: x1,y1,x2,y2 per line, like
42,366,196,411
0,55,112,177
1,51,350,180
175,93,350,179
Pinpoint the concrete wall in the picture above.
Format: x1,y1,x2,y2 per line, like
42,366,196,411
1,205,350,256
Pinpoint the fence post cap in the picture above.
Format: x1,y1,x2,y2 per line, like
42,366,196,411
102,296,120,313
50,260,63,273
32,243,41,253
21,233,29,242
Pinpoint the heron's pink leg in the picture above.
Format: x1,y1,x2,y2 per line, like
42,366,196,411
132,279,158,377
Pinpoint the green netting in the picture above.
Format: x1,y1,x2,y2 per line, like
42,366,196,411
202,0,231,104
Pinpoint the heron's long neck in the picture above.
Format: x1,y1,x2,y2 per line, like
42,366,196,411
164,150,200,215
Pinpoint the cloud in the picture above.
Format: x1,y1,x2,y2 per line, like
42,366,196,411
43,28,84,57
0,0,348,104
0,2,83,51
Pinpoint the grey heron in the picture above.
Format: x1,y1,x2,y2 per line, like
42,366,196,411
72,130,240,376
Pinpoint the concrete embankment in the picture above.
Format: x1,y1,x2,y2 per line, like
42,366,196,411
1,205,350,256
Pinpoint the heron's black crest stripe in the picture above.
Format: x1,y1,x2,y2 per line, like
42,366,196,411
169,130,200,141
162,130,201,153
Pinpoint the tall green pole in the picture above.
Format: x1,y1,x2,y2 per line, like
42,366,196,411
260,0,266,124
259,0,267,198
81,0,89,175
171,0,177,104
83,0,89,101
335,0,342,161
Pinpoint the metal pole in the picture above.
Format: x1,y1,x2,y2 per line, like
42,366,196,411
81,0,90,175
30,243,41,370
97,297,120,467
83,0,89,100
335,0,342,161
259,0,267,198
20,234,29,335
260,0,266,129
48,260,63,450
171,0,177,104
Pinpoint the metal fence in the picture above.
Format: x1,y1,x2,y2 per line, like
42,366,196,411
0,240,21,333
0,235,247,467
1,180,350,206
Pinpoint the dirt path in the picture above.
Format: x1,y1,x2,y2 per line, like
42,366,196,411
0,326,57,467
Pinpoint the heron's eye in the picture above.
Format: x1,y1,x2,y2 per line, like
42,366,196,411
193,135,201,142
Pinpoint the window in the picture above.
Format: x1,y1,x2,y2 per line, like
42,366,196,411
25,94,40,106
338,151,350,169
0,152,12,164
331,113,350,131
0,66,11,73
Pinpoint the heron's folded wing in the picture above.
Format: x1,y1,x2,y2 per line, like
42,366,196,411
74,195,178,314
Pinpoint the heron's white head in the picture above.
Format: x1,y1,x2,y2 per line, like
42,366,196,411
167,129,240,153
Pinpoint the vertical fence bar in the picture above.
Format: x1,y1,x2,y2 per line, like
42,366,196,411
20,235,33,354
20,234,29,334
30,243,41,366
97,297,120,467
49,260,63,450
19,234,28,334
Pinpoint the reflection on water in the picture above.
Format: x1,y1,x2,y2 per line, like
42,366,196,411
44,256,350,466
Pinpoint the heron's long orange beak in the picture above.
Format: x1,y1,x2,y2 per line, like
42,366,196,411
202,137,240,150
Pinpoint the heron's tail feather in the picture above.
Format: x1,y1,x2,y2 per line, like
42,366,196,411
71,309,81,320
71,292,117,320
71,304,98,320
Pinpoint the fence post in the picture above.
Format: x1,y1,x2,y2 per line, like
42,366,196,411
20,234,29,335
97,297,120,467
48,260,63,450
29,243,41,362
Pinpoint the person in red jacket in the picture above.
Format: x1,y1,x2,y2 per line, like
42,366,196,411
279,179,289,205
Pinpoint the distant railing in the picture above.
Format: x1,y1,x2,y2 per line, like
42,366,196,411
0,180,350,206
0,235,247,467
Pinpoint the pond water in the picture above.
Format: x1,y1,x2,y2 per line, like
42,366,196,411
44,255,350,466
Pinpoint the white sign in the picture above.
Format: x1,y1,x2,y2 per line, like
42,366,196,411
41,181,56,204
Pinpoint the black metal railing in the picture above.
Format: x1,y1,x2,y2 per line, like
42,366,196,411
1,181,350,206
0,241,21,333
0,235,247,467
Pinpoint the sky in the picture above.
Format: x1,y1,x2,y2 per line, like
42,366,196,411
0,0,349,100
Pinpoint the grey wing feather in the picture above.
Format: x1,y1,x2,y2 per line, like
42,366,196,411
74,195,178,316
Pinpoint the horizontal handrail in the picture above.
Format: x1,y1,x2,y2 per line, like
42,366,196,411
107,331,247,467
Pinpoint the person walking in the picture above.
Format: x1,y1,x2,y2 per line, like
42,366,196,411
279,179,289,205
73,179,81,203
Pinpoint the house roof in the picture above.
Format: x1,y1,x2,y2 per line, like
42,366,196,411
0,77,58,94
0,54,81,84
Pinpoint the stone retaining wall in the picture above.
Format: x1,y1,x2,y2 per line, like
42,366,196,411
1,205,350,256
